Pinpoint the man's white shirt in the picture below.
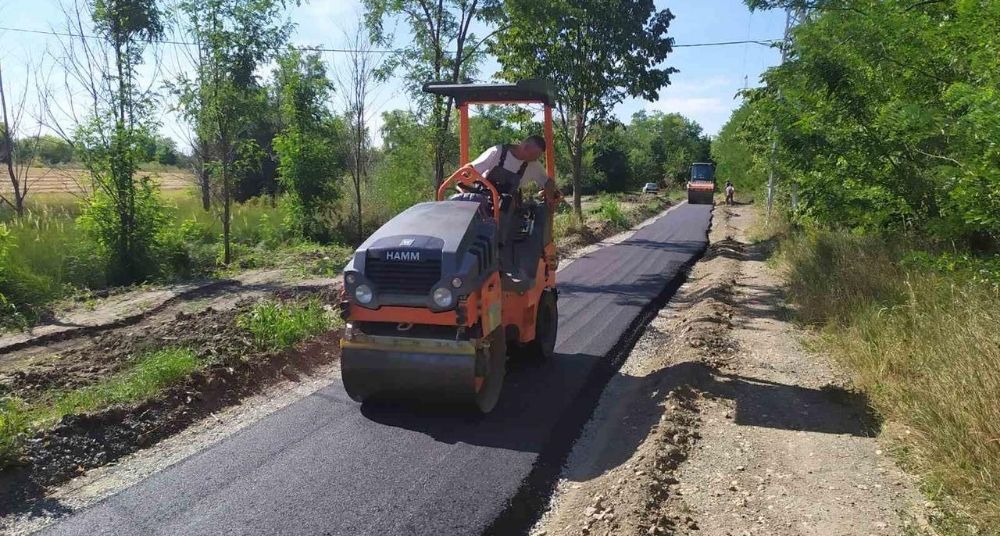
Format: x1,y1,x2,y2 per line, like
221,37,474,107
470,145,548,189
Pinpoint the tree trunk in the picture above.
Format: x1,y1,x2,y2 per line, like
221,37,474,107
354,117,364,243
3,158,22,217
222,163,232,265
199,166,211,211
571,111,587,218
198,138,211,211
0,63,25,217
355,178,363,244
13,190,24,217
571,147,583,218
433,147,446,192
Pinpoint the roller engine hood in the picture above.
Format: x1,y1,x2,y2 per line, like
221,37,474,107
343,201,498,310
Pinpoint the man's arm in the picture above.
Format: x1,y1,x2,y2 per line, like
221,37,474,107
469,145,500,177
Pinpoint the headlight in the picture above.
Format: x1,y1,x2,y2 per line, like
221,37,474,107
432,287,453,308
354,284,373,304
345,273,357,285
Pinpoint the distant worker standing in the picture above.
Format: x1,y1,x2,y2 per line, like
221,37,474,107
725,181,735,205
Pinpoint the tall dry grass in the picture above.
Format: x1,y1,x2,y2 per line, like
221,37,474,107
781,231,1000,533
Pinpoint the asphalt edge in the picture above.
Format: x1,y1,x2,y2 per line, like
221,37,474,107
483,204,714,536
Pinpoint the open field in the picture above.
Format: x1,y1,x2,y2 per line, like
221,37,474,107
0,167,196,195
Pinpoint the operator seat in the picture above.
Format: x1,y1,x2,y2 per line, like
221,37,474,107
500,202,548,293
452,192,546,293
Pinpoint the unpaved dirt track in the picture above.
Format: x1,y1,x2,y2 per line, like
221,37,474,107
534,204,924,536
36,203,713,536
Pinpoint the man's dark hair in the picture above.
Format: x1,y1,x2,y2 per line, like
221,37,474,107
523,135,546,151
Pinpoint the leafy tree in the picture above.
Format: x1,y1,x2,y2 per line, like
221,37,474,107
370,110,434,217
363,0,497,190
734,0,1000,249
23,135,75,166
592,123,633,192
712,103,765,193
173,0,292,263
627,111,710,184
490,0,677,216
233,96,281,202
468,105,536,158
55,0,168,285
154,136,179,166
134,132,179,165
272,49,347,241
745,0,827,10
334,22,385,244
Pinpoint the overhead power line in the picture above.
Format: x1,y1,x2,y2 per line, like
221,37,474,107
0,24,781,53
674,39,779,48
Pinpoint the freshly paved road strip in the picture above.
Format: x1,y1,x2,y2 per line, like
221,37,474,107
44,203,713,536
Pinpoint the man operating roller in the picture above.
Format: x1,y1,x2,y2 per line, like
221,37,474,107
469,135,556,204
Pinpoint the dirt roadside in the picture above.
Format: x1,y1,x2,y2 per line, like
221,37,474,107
533,203,929,536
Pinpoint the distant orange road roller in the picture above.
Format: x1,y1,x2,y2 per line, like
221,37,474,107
687,162,716,205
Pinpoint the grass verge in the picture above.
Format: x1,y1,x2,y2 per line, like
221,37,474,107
46,348,201,422
0,347,203,469
553,191,681,245
237,299,335,351
780,229,1000,533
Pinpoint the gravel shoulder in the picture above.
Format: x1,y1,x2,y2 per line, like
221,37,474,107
533,203,928,536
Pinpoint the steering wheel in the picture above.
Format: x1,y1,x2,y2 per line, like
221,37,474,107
456,180,491,196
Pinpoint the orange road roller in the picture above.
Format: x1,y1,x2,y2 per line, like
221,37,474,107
687,162,717,205
339,80,561,413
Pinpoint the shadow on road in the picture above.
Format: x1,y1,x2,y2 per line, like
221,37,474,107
358,354,604,453
564,360,882,482
358,343,880,486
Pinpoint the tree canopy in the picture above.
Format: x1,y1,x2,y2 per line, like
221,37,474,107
489,0,676,215
714,0,1000,250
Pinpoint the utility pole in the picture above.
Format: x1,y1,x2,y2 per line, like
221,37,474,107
766,7,809,218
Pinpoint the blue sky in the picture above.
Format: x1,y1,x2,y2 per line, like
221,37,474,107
0,0,784,147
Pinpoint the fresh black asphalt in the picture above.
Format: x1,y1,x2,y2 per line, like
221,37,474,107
42,202,713,536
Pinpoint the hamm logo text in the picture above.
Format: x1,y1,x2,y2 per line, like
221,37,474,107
385,250,420,262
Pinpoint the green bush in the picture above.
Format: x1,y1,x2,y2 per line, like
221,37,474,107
77,178,167,285
156,218,219,279
0,190,351,329
552,211,582,241
0,397,28,467
0,223,60,328
236,299,332,351
597,196,629,229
